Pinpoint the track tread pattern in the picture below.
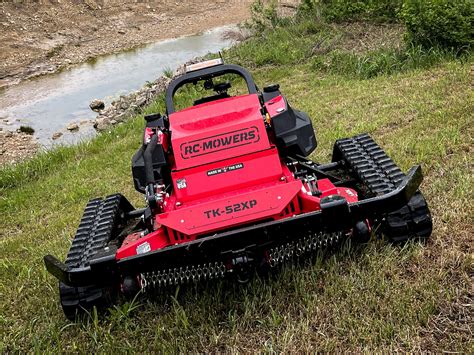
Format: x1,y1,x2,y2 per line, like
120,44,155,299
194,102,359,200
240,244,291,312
334,133,432,243
60,194,133,320
65,194,127,269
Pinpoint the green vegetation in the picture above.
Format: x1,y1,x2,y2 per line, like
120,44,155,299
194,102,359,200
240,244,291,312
233,0,471,78
18,125,35,135
162,67,174,79
400,0,473,50
317,0,403,23
316,0,473,51
311,45,460,79
1,1,472,352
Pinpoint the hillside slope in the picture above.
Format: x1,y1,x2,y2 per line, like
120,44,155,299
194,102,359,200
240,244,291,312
0,18,472,353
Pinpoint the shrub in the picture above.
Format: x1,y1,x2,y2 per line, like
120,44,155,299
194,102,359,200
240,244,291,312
399,0,473,50
246,0,280,32
318,0,402,23
19,125,35,135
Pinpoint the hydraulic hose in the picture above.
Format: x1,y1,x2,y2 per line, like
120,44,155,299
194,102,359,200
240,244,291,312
144,133,158,185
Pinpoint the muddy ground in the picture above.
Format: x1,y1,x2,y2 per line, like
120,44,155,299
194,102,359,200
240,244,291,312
0,0,253,89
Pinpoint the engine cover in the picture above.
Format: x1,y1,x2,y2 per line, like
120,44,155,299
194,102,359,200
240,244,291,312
169,94,271,170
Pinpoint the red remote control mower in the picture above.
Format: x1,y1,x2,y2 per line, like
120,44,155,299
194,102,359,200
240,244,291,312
44,60,432,319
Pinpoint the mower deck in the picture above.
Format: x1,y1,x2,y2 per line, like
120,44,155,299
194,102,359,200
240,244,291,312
45,163,422,287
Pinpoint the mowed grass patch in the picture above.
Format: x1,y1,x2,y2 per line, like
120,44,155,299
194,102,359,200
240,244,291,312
1,58,472,351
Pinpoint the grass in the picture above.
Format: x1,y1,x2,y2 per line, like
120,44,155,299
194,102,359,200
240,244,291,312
1,18,473,353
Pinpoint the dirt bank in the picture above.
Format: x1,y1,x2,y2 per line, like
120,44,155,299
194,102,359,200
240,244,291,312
0,129,39,166
0,0,252,89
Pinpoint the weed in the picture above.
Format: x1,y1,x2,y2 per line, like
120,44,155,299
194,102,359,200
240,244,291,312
19,125,35,135
162,67,174,79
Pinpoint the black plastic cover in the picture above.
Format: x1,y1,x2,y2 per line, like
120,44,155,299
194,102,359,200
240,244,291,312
271,101,317,157
132,144,168,193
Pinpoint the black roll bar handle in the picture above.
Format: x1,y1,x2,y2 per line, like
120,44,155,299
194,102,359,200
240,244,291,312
165,64,259,115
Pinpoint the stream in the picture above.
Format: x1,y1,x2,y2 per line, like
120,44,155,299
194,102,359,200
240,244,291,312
0,26,236,146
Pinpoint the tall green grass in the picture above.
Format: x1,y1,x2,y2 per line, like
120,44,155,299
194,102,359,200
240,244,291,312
234,0,471,77
311,45,468,79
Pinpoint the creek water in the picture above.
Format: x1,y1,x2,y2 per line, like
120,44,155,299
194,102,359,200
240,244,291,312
0,26,236,146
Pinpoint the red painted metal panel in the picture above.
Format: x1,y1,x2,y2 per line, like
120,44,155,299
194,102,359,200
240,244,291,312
116,228,169,259
169,94,271,170
264,95,287,117
156,180,302,236
171,148,283,202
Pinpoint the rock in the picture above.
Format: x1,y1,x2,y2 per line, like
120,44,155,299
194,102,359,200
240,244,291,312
4,131,13,138
136,97,147,107
67,122,79,131
89,99,105,111
119,100,129,110
118,30,126,35
94,117,109,131
80,119,90,125
90,67,175,132
52,132,62,140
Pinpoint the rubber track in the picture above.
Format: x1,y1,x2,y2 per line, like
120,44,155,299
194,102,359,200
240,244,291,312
60,194,131,320
65,194,126,269
334,133,432,243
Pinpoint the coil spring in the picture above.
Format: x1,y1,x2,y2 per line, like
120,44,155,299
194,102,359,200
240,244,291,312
268,231,343,267
141,261,227,290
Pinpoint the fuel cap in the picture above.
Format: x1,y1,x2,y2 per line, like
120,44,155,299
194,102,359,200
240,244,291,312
263,84,280,93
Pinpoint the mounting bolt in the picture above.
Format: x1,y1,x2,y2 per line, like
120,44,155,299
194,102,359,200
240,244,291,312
280,176,286,181
180,219,185,223
176,202,182,207
277,196,281,200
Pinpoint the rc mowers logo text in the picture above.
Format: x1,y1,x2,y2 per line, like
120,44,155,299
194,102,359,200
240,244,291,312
180,127,260,159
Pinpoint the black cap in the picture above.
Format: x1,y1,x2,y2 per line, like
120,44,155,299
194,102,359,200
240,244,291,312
144,113,161,122
263,84,280,93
